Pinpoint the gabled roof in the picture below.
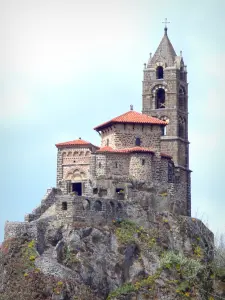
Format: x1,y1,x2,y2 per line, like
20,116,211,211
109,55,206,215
94,110,167,131
147,30,177,68
55,138,98,148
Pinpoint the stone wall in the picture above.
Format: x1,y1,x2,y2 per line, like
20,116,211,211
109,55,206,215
55,195,127,226
87,151,190,214
129,153,153,182
100,124,162,152
4,221,38,240
24,188,61,222
56,145,98,191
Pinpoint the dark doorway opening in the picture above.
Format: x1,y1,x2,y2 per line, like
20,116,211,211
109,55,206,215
72,182,82,196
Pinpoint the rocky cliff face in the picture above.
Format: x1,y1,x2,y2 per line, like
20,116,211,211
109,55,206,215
0,203,222,300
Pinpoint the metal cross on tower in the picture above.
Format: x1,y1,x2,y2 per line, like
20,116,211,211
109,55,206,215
162,18,170,34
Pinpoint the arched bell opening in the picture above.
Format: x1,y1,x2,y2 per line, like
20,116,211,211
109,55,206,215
156,88,165,109
156,66,164,79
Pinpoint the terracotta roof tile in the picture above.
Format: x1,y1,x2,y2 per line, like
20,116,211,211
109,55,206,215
96,146,155,154
94,110,167,131
55,139,98,148
96,146,172,159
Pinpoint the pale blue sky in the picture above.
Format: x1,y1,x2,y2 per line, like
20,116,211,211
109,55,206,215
0,0,224,241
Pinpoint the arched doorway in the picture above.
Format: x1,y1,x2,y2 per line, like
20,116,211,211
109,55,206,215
65,169,86,196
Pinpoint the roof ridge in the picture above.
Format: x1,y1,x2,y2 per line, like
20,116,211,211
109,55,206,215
112,110,135,121
55,138,99,148
94,110,167,131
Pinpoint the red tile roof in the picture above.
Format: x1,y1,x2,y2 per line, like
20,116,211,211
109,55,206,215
97,146,172,159
96,146,155,154
55,138,98,148
94,110,167,131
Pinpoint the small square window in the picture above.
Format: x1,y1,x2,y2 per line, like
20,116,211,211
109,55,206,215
93,188,98,194
135,138,141,146
62,202,67,211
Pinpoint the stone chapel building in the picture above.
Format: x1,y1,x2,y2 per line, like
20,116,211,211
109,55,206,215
55,26,191,217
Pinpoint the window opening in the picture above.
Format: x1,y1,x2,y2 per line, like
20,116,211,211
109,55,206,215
156,66,164,79
62,202,67,210
116,188,125,200
72,182,82,196
93,200,102,211
110,201,115,211
156,88,165,109
135,137,141,146
142,159,145,165
179,87,185,111
161,126,166,136
93,188,98,194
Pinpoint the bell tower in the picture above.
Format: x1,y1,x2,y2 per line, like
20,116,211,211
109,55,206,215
142,20,191,216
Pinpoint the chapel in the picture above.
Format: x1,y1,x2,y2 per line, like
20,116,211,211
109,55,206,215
55,24,191,216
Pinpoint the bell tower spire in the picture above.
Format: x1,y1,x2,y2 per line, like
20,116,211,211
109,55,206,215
142,25,191,216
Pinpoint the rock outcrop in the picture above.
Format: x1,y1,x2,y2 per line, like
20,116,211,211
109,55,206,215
1,202,222,300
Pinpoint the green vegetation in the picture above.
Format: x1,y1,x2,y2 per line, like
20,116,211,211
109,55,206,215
0,237,95,300
114,219,157,249
160,251,203,279
63,245,80,266
107,283,136,300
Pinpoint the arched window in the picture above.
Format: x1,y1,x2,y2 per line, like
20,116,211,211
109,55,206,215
156,66,164,79
83,199,90,210
109,201,115,211
93,200,102,211
156,88,165,109
179,87,185,111
135,137,141,146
